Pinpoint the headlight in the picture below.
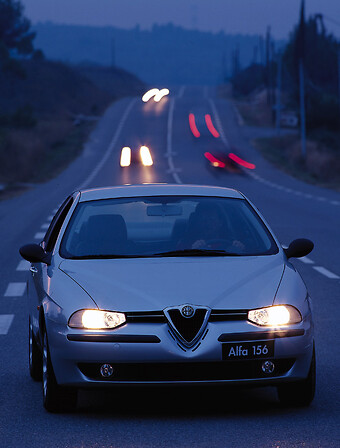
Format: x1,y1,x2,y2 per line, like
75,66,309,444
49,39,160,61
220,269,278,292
248,305,301,326
68,310,126,330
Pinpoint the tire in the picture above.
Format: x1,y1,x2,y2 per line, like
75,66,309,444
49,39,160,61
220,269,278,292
277,345,316,407
29,317,42,381
42,328,77,412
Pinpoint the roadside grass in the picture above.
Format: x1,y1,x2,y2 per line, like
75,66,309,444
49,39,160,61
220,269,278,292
31,121,94,183
0,59,145,200
235,95,273,127
226,87,340,192
254,133,340,191
0,119,95,199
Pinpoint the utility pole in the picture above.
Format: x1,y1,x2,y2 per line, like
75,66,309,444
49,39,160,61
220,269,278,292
338,46,340,116
276,51,282,135
298,0,307,159
266,26,272,105
111,36,115,68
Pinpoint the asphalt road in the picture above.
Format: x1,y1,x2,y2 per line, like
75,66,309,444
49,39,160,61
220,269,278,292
0,86,339,448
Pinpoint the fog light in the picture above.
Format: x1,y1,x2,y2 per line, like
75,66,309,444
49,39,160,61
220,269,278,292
100,364,114,378
262,361,275,374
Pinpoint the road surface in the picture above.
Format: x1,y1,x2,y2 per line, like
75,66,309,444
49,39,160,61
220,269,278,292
0,86,339,448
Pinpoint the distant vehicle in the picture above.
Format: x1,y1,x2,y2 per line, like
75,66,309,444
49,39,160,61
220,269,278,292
120,146,153,167
20,184,315,412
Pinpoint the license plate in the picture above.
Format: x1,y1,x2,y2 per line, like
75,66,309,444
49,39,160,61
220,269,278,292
222,340,274,360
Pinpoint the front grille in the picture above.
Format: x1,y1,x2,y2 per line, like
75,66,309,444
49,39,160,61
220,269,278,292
125,310,247,324
126,311,166,323
168,308,208,343
78,359,295,382
210,310,248,322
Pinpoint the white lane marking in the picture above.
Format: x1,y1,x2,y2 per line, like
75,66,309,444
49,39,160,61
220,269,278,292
34,232,45,240
16,260,30,271
204,86,209,99
248,169,340,207
299,256,314,265
52,209,58,213
47,216,54,221
4,282,26,297
41,223,50,230
166,98,182,184
0,315,14,335
209,99,230,149
233,104,244,126
313,267,340,279
178,86,186,98
211,100,340,207
77,97,137,190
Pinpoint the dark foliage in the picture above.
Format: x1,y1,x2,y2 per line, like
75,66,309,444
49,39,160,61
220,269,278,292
232,64,266,96
0,0,35,56
284,14,339,131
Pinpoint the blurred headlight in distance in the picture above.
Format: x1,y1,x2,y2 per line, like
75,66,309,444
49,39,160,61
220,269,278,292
140,146,153,166
68,310,126,329
248,305,301,326
120,146,131,167
142,88,159,102
154,88,170,102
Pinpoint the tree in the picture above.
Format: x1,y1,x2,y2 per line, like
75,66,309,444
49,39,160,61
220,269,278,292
283,12,339,130
0,0,35,60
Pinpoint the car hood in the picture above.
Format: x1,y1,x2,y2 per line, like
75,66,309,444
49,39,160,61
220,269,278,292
59,256,285,311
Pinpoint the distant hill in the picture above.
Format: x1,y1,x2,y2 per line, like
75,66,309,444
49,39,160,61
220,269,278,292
33,22,281,85
0,59,144,118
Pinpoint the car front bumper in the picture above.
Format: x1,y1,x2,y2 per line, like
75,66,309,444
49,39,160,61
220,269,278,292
46,315,314,388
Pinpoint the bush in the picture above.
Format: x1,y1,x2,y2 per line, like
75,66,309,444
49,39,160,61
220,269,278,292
11,105,37,128
232,64,266,97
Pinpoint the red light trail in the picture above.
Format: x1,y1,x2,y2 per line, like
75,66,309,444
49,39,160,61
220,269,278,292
189,113,200,138
205,114,220,138
228,153,256,169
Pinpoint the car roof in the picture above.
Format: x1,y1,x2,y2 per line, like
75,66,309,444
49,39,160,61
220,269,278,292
78,184,244,202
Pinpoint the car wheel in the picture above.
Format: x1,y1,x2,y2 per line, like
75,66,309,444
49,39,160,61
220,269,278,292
42,327,77,412
277,345,316,407
29,317,42,381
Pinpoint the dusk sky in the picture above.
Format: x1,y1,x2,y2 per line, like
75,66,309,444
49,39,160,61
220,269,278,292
21,0,340,39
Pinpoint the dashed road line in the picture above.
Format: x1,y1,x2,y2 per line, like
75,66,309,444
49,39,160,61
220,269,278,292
178,86,186,98
166,98,182,184
0,315,14,335
16,260,30,271
312,266,340,280
299,256,314,265
209,99,230,149
248,170,340,206
77,97,137,190
210,100,340,207
47,216,54,221
34,232,45,240
296,256,339,280
41,223,50,230
233,104,244,126
4,282,26,297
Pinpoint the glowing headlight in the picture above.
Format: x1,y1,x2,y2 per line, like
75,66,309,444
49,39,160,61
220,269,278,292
120,146,131,167
68,310,126,329
140,146,153,166
248,305,301,327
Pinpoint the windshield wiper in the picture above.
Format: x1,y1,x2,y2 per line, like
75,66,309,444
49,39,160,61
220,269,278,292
152,249,241,257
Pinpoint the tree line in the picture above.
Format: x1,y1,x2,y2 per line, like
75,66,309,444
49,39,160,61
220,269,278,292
232,11,340,132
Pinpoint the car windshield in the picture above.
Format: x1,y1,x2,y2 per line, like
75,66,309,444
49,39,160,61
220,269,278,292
60,195,278,259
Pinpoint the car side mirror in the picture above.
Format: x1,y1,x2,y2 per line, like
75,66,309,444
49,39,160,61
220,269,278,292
19,244,51,265
284,239,314,259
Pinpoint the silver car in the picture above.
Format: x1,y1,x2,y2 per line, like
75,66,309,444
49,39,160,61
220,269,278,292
20,184,315,412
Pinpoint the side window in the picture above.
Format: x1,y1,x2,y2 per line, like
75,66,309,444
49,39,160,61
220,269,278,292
43,197,74,253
